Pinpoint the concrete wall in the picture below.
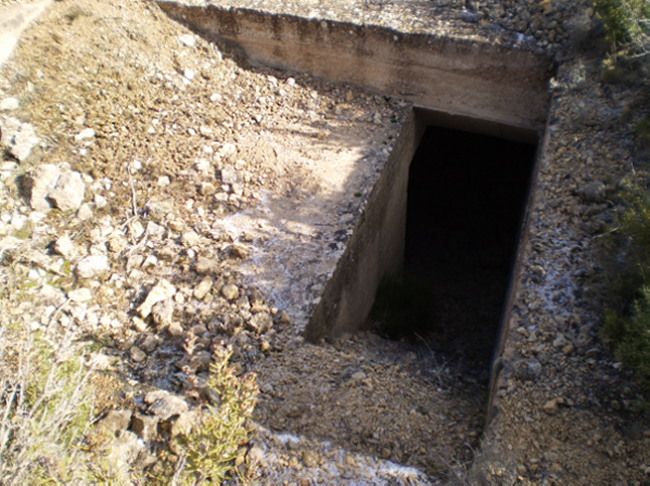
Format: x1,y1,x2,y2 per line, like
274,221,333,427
156,2,553,133
306,111,418,340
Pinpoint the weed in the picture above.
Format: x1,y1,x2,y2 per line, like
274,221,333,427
369,275,436,341
601,186,650,392
172,347,258,484
594,0,650,55
0,327,97,484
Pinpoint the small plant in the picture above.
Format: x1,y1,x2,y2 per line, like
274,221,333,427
0,327,97,484
594,0,650,54
602,187,650,392
174,347,258,484
370,275,436,341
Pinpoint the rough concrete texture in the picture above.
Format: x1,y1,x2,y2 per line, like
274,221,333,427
306,110,418,340
157,2,554,133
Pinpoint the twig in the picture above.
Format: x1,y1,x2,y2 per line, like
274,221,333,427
127,163,138,218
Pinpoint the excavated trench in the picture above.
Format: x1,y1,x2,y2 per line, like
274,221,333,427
396,124,536,374
157,1,552,474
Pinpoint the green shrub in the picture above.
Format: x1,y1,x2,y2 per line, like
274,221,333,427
602,188,650,391
0,328,97,484
174,348,258,484
370,275,436,341
594,0,650,54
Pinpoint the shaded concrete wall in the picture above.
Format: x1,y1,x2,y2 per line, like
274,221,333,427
306,111,418,340
156,2,553,133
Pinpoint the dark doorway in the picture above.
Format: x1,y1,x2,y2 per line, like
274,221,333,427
400,125,536,376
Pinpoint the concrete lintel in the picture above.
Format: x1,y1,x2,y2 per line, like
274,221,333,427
156,2,554,133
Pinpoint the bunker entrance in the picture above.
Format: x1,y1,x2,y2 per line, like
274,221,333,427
371,124,537,379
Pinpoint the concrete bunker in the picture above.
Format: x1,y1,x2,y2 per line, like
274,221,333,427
374,119,537,374
157,0,552,389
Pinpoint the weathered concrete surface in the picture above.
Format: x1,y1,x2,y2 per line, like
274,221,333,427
156,2,554,134
0,0,52,68
306,110,418,340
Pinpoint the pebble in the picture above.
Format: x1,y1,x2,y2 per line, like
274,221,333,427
302,450,320,467
130,345,147,362
9,121,39,162
53,234,76,258
146,390,189,421
68,287,92,302
542,397,565,415
24,164,61,212
178,34,196,47
75,254,110,279
221,283,240,301
75,128,96,141
49,171,86,211
137,279,176,318
193,277,213,299
0,97,19,111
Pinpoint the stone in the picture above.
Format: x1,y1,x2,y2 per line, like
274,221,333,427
75,127,95,141
48,171,85,211
178,34,196,47
53,234,76,258
195,255,219,274
279,310,291,324
152,298,175,329
68,287,92,302
77,203,94,220
24,164,62,212
193,277,213,300
107,235,128,253
302,450,319,467
247,445,265,465
514,359,542,381
170,410,198,437
140,334,158,353
138,279,176,318
542,397,565,415
577,181,606,203
75,254,110,279
130,346,146,362
9,122,39,162
94,194,108,209
226,244,249,259
145,390,189,420
220,166,240,185
221,283,240,301
106,430,144,474
168,321,184,337
248,312,273,334
131,412,159,442
0,97,19,111
351,371,367,382
181,230,201,247
96,409,132,436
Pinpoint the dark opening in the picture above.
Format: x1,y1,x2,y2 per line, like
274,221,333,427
372,125,536,380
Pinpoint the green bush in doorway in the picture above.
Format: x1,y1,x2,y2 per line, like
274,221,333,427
370,275,436,341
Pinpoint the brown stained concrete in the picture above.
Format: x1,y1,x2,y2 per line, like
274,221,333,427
155,2,554,134
306,110,418,341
